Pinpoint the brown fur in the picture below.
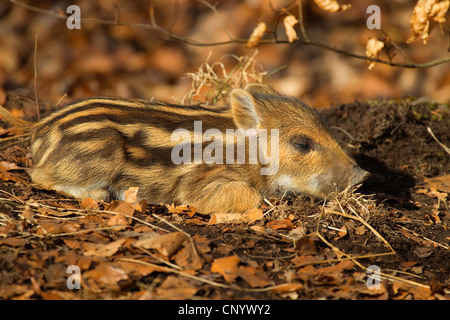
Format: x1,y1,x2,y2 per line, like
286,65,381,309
0,85,369,213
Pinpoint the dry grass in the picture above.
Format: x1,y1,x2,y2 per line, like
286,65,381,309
182,50,270,106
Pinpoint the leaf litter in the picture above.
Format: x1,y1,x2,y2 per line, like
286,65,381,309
0,56,449,300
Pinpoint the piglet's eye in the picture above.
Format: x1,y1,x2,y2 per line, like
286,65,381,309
295,142,310,151
292,136,313,153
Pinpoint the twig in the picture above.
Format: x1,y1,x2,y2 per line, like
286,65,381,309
427,127,450,155
196,0,235,42
297,1,309,42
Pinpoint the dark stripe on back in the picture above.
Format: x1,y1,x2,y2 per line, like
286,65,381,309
39,98,228,131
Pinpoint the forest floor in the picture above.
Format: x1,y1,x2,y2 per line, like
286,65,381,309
0,91,448,300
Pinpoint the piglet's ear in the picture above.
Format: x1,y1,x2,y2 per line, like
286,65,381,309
230,89,260,130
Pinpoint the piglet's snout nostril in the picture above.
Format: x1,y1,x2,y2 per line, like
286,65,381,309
351,166,371,186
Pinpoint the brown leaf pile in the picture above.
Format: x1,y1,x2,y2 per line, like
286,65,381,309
0,179,448,299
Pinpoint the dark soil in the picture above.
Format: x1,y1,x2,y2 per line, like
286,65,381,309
324,98,449,286
0,95,448,300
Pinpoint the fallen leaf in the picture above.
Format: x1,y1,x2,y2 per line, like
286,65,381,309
84,262,130,290
105,200,135,217
166,204,197,217
80,197,99,210
124,186,139,203
334,225,347,240
414,245,434,258
355,225,367,235
400,261,417,270
411,266,424,274
133,231,187,257
83,238,127,257
61,222,81,233
295,237,318,255
0,168,26,183
117,260,158,277
417,174,450,202
317,260,355,274
185,218,206,225
244,207,264,222
107,213,129,228
155,276,198,300
21,206,36,223
291,255,319,266
173,241,204,270
237,266,271,288
288,227,306,240
63,239,82,250
208,212,245,224
0,161,19,171
211,255,240,282
0,237,27,247
266,218,294,230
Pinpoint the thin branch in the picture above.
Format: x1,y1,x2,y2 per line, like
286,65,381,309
8,0,450,69
196,0,235,42
427,127,450,154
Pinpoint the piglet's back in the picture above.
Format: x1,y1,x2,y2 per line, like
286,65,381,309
29,97,234,202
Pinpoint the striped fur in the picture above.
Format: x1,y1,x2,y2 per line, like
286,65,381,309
1,85,369,213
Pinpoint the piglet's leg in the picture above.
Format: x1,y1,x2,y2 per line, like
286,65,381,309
187,180,262,214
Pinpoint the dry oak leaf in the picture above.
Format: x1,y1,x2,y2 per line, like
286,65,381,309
245,207,264,222
208,212,245,224
313,0,351,12
0,161,26,183
124,186,139,203
365,38,384,70
246,22,267,48
417,174,449,201
407,0,450,44
210,255,240,282
237,266,271,288
123,186,147,211
173,241,204,270
155,276,199,300
105,200,135,217
80,197,98,210
83,238,127,257
84,262,130,291
117,260,158,277
166,204,197,217
133,231,187,257
209,208,264,224
283,15,299,43
266,218,294,230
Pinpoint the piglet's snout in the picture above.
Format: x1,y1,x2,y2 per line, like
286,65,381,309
350,166,371,186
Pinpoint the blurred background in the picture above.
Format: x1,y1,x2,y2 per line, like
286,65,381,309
1,0,450,113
